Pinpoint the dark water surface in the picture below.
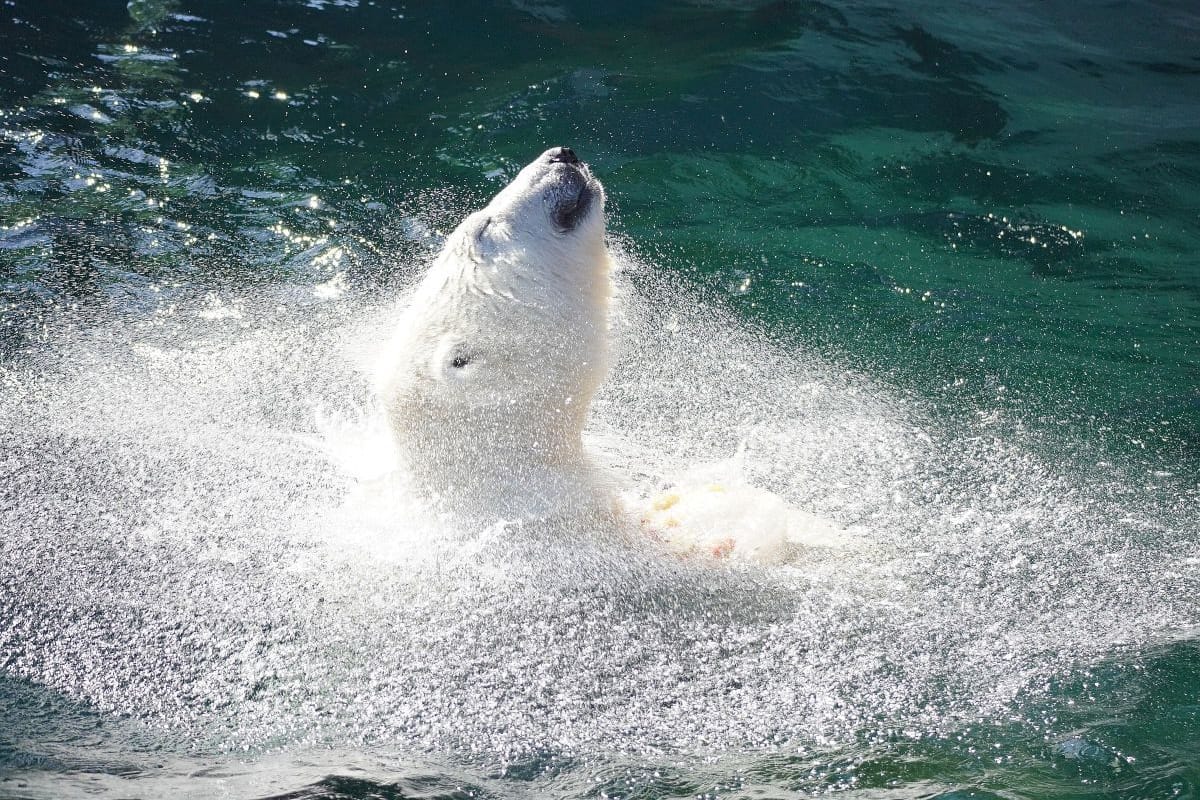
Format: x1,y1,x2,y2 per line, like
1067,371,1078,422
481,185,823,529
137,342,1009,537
1,1,1198,798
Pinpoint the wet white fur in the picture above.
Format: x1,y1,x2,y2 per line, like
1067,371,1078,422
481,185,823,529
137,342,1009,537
376,152,615,523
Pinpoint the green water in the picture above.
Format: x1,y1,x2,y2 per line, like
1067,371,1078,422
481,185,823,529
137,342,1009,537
1,1,1197,798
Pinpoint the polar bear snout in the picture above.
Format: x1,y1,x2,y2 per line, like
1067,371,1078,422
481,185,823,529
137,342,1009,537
533,147,598,232
481,148,603,239
546,146,579,164
549,166,594,232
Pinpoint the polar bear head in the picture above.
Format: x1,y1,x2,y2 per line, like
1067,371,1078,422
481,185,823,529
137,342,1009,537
378,147,613,520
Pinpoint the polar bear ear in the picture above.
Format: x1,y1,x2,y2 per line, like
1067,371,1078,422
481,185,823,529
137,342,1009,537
463,215,495,264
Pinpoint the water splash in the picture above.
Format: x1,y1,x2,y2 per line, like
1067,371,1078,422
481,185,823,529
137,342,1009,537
2,248,1194,771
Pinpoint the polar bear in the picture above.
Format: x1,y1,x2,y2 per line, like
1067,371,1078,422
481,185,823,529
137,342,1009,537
376,147,849,561
377,147,617,526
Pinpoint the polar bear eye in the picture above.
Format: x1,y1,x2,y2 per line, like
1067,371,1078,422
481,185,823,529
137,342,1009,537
447,344,479,370
434,340,478,379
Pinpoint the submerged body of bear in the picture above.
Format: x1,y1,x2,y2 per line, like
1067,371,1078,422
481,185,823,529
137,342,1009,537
377,147,845,562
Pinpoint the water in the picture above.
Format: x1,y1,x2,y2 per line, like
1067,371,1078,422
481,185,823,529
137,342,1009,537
1,0,1198,797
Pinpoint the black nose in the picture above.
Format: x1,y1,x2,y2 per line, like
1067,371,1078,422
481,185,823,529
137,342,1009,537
547,146,579,164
